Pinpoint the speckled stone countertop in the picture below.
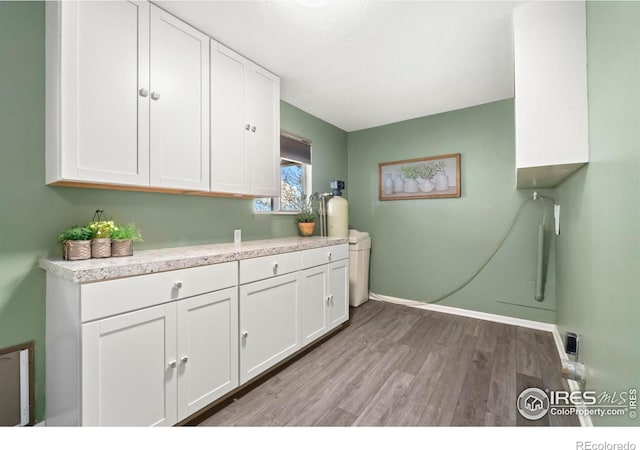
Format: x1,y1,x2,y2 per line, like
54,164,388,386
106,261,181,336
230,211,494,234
39,236,348,283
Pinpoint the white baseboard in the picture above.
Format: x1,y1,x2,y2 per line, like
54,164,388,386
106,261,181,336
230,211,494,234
369,291,593,427
368,292,556,331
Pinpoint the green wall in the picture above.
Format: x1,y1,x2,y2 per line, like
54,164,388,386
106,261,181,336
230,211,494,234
0,1,347,422
348,99,557,323
555,1,640,426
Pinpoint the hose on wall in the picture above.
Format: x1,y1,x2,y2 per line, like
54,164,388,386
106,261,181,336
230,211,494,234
422,193,552,305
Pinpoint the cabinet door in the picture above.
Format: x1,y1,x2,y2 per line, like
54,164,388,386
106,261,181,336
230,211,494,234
327,260,349,331
245,65,280,197
239,273,300,384
81,303,177,427
300,265,328,346
176,288,239,422
57,1,149,185
149,6,210,191
210,43,250,194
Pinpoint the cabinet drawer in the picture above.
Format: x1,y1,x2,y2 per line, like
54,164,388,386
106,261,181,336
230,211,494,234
239,252,302,285
302,244,348,269
81,262,238,322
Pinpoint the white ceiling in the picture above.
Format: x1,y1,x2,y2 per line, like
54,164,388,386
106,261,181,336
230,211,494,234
156,1,522,132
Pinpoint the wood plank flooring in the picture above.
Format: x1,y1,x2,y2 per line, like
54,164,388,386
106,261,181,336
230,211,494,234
199,301,579,427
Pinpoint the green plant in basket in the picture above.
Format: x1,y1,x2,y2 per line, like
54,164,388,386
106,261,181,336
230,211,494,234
58,225,93,260
111,223,143,242
88,220,116,239
58,226,93,242
296,197,317,223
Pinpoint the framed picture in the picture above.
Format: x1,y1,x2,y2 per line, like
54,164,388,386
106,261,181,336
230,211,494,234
379,153,461,200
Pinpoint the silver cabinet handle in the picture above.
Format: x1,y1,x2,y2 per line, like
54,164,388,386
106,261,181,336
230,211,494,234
174,281,183,290
245,123,251,131
273,262,278,274
168,360,177,369
242,331,249,338
251,126,256,133
180,356,189,365
139,88,149,98
150,91,160,101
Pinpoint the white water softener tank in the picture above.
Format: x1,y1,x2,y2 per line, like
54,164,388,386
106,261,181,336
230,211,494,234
327,180,348,238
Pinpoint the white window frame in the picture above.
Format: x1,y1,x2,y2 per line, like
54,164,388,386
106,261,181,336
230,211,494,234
266,158,312,214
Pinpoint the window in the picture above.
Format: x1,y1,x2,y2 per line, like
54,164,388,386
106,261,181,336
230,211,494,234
254,133,312,213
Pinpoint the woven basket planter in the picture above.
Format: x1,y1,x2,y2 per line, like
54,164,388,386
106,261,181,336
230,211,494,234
111,239,133,257
91,238,112,258
62,240,92,261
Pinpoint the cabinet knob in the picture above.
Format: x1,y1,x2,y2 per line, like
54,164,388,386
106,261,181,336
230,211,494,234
245,123,251,131
326,296,331,304
251,126,256,133
330,294,334,301
242,331,249,338
273,262,278,274
139,88,149,98
328,252,332,260
168,361,177,369
174,281,183,290
150,91,161,101
180,356,189,365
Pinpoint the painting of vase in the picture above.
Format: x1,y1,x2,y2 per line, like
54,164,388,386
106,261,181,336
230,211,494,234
378,153,461,201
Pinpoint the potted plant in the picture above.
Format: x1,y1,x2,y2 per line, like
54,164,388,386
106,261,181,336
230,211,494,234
110,223,143,257
296,197,317,237
58,226,93,260
88,219,116,258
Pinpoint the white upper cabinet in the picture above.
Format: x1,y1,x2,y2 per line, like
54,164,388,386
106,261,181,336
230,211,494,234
46,1,150,186
514,1,589,189
211,42,280,197
149,6,210,191
47,1,210,191
48,1,292,195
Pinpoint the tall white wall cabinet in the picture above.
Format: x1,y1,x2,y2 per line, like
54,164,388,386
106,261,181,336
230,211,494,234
46,0,280,197
513,0,589,189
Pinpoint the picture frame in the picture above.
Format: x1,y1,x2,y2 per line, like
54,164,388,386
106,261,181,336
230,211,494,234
378,153,461,200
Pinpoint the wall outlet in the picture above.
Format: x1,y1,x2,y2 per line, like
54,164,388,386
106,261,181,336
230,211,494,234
234,229,241,244
566,332,579,357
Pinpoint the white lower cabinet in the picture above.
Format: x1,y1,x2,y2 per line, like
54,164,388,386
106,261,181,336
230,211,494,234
327,260,349,329
82,303,177,427
45,244,349,427
300,259,349,347
81,287,238,426
300,265,328,345
176,288,238,421
239,272,301,384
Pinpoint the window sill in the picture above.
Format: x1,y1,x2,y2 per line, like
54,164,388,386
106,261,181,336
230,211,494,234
253,211,299,216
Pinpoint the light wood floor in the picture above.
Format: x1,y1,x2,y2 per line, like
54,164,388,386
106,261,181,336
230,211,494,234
199,300,579,427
